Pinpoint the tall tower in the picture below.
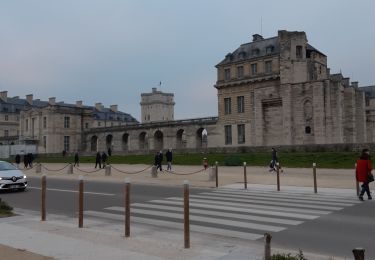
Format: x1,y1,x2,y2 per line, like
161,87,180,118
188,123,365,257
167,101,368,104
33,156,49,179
140,88,175,123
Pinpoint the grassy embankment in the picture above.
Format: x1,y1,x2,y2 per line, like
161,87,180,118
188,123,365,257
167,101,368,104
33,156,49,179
30,152,362,169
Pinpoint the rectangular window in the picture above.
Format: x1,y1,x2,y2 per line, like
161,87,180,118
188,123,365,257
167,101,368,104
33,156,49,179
224,98,232,115
251,63,257,76
5,115,8,121
43,136,47,149
224,125,232,145
224,68,231,81
296,45,303,58
265,61,272,74
64,116,70,128
4,130,9,137
63,136,70,152
237,96,245,113
237,124,245,144
237,66,244,78
25,119,29,131
98,122,101,127
366,99,370,107
85,123,89,129
43,117,47,129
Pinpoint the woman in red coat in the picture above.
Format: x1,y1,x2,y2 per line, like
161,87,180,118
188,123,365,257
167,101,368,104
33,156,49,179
356,149,373,201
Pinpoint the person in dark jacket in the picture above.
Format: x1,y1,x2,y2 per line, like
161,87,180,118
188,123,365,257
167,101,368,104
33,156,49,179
356,149,373,201
28,153,34,168
15,154,21,168
166,149,173,171
74,152,80,167
95,152,102,169
23,154,29,168
269,148,278,172
154,151,162,171
101,152,108,168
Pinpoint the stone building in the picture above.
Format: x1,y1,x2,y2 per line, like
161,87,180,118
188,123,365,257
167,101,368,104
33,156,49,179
140,87,175,123
0,93,137,153
359,85,375,143
214,30,367,147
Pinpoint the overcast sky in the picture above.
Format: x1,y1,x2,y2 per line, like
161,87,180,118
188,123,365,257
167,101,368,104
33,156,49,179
1,1,374,121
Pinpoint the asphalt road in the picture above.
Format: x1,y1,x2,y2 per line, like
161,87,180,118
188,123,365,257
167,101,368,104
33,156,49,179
1,176,374,259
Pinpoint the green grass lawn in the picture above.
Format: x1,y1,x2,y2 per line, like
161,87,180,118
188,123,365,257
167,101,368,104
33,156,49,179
26,151,363,169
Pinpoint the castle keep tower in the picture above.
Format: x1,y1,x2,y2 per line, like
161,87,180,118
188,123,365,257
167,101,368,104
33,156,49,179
140,88,175,123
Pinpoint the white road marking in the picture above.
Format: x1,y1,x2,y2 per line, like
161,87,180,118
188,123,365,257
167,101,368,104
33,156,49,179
28,186,115,196
84,210,264,240
106,205,303,225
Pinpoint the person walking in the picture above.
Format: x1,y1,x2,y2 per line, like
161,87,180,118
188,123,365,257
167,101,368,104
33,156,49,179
269,148,278,172
15,154,21,169
166,149,173,171
23,154,28,168
74,152,80,167
95,152,102,169
356,149,373,201
101,152,108,168
28,153,34,168
154,151,163,171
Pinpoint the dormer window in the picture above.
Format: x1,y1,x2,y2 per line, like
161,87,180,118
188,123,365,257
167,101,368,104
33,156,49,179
225,53,234,61
238,51,247,59
251,48,260,56
266,45,274,54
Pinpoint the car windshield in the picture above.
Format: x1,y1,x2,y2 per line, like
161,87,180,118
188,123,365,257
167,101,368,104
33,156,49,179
0,162,17,171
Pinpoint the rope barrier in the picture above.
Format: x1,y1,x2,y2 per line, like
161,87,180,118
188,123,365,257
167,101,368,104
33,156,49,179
73,166,104,174
40,163,70,172
110,165,153,175
164,168,206,176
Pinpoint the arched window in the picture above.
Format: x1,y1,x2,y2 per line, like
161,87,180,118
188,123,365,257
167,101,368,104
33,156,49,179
305,126,311,134
90,136,98,152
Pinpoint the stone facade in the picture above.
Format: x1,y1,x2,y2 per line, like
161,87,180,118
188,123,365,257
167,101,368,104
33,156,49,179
1,30,375,155
215,30,367,147
140,88,175,123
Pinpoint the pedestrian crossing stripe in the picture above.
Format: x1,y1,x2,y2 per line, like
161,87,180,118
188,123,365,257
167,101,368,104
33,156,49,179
83,188,358,240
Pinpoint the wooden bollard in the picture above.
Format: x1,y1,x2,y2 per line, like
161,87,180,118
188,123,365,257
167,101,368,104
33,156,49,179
41,175,46,221
355,163,360,196
313,163,317,194
124,177,131,238
352,248,365,260
184,180,190,249
276,162,280,191
215,161,218,188
67,163,73,174
78,175,84,228
264,233,272,260
243,162,247,190
105,165,111,176
36,163,42,174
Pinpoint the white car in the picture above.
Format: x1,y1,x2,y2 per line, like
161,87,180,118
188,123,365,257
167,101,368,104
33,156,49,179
0,161,27,191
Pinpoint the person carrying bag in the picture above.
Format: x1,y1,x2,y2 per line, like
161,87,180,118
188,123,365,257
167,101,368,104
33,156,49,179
356,149,373,201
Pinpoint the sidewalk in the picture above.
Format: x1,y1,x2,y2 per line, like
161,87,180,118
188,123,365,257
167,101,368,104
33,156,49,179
1,163,362,260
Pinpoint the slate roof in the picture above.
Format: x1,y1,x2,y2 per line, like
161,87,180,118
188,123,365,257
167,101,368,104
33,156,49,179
360,86,375,98
0,96,138,122
216,35,325,67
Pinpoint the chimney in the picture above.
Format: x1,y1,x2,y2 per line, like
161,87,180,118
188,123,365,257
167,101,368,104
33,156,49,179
110,105,118,112
26,94,33,105
95,102,103,111
351,81,358,88
0,91,7,102
326,68,330,76
76,100,83,107
252,34,264,42
152,87,157,93
49,97,56,105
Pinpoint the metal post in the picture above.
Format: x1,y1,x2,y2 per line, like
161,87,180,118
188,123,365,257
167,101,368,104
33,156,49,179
78,175,84,228
124,177,131,238
243,162,247,190
41,175,46,221
313,163,317,194
264,233,272,260
276,162,280,191
184,180,190,249
215,161,218,188
36,163,42,174
352,248,365,260
105,165,111,176
355,163,360,196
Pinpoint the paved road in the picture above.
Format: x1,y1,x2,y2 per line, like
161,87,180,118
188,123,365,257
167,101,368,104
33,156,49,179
1,176,374,259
